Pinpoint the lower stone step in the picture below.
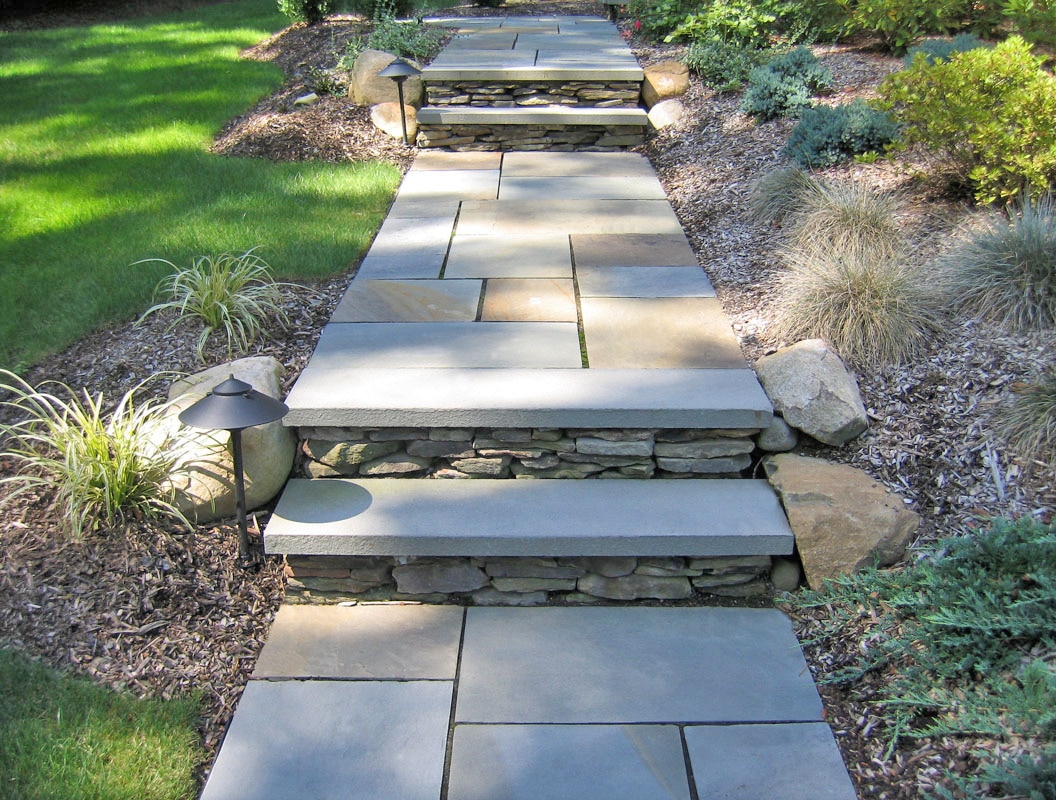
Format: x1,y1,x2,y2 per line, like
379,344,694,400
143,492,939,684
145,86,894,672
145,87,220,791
416,106,649,150
263,477,794,558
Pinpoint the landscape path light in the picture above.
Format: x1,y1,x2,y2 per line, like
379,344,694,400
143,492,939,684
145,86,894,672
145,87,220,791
178,375,288,565
378,56,422,146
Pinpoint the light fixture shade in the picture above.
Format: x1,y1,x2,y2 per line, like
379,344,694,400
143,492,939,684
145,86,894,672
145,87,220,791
178,375,289,431
378,57,421,80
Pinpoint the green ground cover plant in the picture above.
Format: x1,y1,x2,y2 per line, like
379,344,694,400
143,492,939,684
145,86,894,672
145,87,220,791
0,0,401,369
903,32,987,64
683,38,774,91
740,45,831,120
0,370,188,540
878,36,1056,204
784,99,900,168
0,648,201,800
787,517,1056,797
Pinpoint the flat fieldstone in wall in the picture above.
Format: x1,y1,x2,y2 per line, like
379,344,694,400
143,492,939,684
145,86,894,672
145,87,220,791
561,557,637,577
578,573,693,601
764,453,919,589
393,561,489,594
359,453,431,476
304,440,400,469
755,340,868,446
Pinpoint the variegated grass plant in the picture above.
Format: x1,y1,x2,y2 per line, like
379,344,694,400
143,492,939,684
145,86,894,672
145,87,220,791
137,248,293,362
0,371,189,540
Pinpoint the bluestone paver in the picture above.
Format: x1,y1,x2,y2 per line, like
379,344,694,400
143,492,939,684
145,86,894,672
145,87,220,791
445,234,572,279
353,253,444,280
498,176,667,201
199,680,451,800
501,151,655,178
308,321,583,369
581,297,748,369
481,278,577,321
447,725,691,800
395,169,500,201
331,279,482,322
252,604,463,679
386,198,461,219
577,265,715,297
457,199,683,236
571,232,698,267
413,150,502,170
685,723,859,800
456,607,823,723
367,216,455,257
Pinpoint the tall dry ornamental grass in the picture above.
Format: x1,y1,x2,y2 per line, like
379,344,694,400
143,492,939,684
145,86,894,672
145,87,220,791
772,238,943,366
941,194,1056,332
790,180,905,255
998,371,1056,465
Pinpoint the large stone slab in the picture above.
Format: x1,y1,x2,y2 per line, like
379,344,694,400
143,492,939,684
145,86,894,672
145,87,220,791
499,176,666,201
395,169,499,201
448,725,691,800
445,234,572,279
456,607,822,723
685,724,858,800
458,199,682,236
413,151,502,171
308,321,582,369
199,680,450,800
353,252,444,280
581,297,748,369
282,367,773,429
264,478,794,557
332,279,482,322
501,152,655,178
481,278,576,321
577,266,715,297
367,217,454,258
386,198,460,220
252,604,463,679
572,233,697,267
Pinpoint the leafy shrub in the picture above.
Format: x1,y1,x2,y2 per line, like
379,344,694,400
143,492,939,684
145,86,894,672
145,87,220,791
834,0,967,52
772,236,940,366
749,165,825,225
137,248,292,361
0,372,189,540
786,516,1056,792
683,39,773,91
998,369,1056,464
784,99,900,168
277,0,332,24
626,0,695,39
741,46,832,120
305,65,345,96
341,18,445,67
878,36,1056,204
903,32,986,64
941,194,1056,332
666,0,777,46
1004,0,1056,47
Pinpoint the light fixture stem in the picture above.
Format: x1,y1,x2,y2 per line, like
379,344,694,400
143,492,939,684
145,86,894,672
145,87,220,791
230,428,252,562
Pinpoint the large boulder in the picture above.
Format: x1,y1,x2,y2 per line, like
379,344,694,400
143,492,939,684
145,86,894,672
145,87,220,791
352,49,424,108
764,454,919,589
647,98,684,129
641,60,690,108
163,357,296,524
370,101,419,141
754,339,868,446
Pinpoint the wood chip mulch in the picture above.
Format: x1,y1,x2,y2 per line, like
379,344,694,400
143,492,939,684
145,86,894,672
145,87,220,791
1,2,1053,796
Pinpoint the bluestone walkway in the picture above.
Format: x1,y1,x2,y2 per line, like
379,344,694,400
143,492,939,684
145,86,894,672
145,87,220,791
200,604,857,800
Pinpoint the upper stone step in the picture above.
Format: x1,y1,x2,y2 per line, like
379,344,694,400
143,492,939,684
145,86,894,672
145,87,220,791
417,106,648,128
263,477,794,558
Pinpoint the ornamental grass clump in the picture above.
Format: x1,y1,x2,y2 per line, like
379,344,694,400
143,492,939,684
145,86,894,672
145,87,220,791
941,194,1056,333
0,372,189,541
138,248,292,362
748,165,825,226
998,370,1056,465
789,180,905,255
772,238,942,366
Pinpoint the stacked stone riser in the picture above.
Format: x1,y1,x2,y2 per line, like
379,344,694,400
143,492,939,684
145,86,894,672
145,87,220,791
425,81,641,108
297,426,760,480
286,554,773,604
416,124,645,151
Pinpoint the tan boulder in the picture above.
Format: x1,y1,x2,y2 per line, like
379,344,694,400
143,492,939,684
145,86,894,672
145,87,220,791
370,101,419,141
162,356,296,523
642,60,690,108
352,49,423,107
647,98,685,129
764,453,919,589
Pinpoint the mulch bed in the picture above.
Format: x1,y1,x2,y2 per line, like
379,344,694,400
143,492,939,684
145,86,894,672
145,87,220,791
1,1,1053,796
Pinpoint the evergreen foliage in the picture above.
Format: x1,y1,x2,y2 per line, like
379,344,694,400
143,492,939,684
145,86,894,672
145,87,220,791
741,46,831,120
784,99,900,168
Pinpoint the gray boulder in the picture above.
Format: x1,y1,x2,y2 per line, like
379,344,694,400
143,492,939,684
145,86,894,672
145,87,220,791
755,339,868,446
352,49,423,107
163,356,295,523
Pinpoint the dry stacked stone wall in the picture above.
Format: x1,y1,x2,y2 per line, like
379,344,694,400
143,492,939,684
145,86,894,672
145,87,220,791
297,426,760,480
425,81,641,108
285,555,774,604
416,124,645,151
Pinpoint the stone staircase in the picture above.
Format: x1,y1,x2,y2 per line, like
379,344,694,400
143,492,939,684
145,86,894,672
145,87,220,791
416,16,649,150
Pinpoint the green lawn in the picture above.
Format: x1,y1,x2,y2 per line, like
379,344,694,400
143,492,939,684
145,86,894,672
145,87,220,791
0,0,401,369
0,648,202,800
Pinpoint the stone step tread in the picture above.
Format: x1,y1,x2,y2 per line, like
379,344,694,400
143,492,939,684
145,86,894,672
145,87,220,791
417,106,648,127
282,367,772,429
263,478,794,557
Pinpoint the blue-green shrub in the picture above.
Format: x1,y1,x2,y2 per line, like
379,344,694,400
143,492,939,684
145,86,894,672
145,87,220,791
784,100,900,167
904,32,987,64
741,46,831,120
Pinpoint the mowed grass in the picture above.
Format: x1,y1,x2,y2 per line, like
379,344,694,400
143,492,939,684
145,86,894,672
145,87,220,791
0,648,202,800
0,0,401,369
